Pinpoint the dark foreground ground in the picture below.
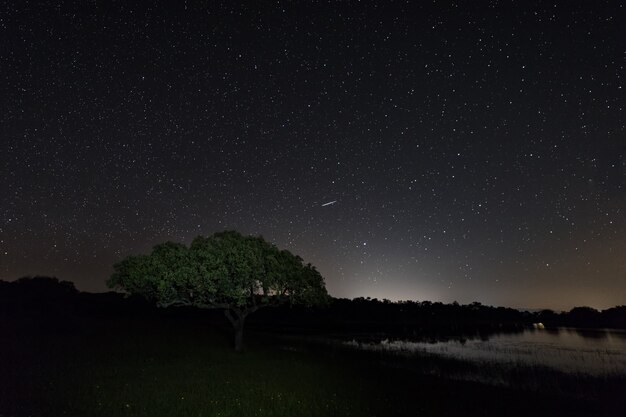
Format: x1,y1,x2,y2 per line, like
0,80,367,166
1,315,624,417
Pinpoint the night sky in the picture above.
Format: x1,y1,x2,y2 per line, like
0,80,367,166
1,1,624,311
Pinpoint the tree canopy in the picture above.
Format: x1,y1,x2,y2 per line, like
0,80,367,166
107,231,329,350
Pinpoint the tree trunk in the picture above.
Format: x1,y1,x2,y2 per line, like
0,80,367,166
225,309,246,352
234,318,245,352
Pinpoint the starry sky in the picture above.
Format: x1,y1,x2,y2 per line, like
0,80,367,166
1,1,624,311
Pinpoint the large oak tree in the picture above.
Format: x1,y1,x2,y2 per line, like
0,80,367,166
107,231,328,351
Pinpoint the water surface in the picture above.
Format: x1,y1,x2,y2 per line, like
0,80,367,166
345,327,626,376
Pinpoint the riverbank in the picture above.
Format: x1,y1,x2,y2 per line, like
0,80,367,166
2,316,624,417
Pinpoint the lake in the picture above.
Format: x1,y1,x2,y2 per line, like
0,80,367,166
343,327,626,376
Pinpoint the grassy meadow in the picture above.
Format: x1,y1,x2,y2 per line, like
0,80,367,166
1,315,624,417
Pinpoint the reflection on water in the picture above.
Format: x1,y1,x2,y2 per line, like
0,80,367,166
344,327,626,376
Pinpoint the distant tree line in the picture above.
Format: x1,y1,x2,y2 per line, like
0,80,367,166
1,277,624,331
534,306,626,329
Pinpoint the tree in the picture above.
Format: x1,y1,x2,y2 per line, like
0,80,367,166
107,231,329,351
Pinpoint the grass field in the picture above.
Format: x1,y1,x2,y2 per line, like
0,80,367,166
1,315,624,417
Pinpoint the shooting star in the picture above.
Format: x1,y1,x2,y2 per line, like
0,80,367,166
321,200,337,207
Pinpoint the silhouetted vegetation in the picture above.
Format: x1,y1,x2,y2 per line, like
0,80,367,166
252,299,530,340
535,305,626,329
1,277,625,416
1,277,625,332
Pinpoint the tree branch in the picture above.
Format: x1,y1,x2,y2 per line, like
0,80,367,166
247,303,267,314
224,309,236,326
157,299,192,308
157,298,231,310
232,306,244,318
194,302,231,310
